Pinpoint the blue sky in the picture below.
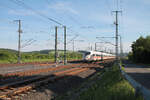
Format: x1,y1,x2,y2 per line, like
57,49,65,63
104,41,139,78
0,0,150,52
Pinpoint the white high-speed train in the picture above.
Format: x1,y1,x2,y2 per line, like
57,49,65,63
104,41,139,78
81,51,115,61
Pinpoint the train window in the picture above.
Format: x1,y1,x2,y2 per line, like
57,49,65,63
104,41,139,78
92,54,98,56
96,54,100,56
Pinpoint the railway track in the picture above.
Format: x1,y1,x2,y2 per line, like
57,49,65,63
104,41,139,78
0,62,54,68
0,63,83,82
0,59,82,68
3,64,82,77
0,59,115,99
0,59,114,84
0,63,94,99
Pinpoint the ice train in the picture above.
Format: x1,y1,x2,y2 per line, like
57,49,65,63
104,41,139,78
80,51,115,61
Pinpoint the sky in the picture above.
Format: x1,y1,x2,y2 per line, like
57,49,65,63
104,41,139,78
0,0,150,53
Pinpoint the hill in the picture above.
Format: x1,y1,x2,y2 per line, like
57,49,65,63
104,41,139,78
0,48,18,53
0,48,67,54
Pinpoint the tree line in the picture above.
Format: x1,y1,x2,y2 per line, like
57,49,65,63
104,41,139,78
128,36,150,63
0,49,82,63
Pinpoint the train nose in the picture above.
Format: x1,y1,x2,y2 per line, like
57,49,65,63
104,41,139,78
85,56,90,60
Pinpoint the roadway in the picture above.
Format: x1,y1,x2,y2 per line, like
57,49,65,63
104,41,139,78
124,61,150,89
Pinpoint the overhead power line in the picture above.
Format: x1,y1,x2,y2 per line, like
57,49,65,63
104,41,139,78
8,0,96,52
9,0,83,44
96,37,116,46
9,0,63,26
67,34,79,44
21,39,37,48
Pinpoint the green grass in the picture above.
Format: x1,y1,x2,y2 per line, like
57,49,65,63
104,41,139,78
21,59,53,63
55,64,144,100
0,60,17,64
0,49,82,64
0,57,82,64
77,65,144,100
0,59,51,64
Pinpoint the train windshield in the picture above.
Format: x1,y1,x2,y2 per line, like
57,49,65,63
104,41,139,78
85,52,90,56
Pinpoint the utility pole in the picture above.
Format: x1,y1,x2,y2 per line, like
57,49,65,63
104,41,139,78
95,43,97,51
55,26,58,64
112,11,122,64
64,26,67,65
105,47,107,52
73,40,75,52
91,45,92,51
118,35,123,59
15,20,22,63
120,36,123,58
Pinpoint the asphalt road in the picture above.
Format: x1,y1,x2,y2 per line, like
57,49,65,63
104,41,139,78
124,61,150,89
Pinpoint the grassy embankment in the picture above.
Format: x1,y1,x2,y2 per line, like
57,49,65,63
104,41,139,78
57,64,144,100
78,65,143,100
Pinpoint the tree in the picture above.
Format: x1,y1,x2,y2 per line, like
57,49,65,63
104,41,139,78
129,36,150,63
